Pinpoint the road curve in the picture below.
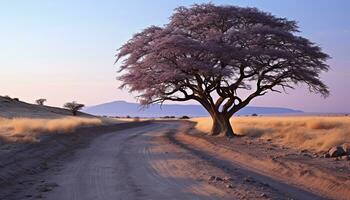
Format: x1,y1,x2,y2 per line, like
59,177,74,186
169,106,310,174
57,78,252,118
43,122,227,200
14,121,328,200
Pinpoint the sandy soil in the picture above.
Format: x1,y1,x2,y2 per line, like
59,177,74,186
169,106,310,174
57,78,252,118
0,121,348,200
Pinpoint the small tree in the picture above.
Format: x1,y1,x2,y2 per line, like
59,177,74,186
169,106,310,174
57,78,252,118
117,4,330,137
36,98,47,106
63,101,84,116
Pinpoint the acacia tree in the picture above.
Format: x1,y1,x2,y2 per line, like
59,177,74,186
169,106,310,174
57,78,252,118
35,98,47,106
63,101,84,116
117,4,330,137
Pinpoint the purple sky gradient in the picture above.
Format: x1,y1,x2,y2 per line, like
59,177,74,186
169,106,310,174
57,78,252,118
0,0,349,112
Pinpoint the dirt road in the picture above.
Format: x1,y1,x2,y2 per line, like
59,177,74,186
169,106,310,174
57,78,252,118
40,123,228,200
0,121,336,199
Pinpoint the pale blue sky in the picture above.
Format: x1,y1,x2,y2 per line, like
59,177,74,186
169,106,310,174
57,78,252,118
0,0,349,112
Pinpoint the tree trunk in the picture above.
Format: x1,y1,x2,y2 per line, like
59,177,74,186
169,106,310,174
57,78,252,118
211,117,222,136
210,114,235,138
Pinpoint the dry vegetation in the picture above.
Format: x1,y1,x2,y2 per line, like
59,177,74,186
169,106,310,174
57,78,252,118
192,116,350,152
0,117,103,142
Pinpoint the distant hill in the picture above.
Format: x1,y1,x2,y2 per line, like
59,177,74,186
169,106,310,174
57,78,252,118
84,100,302,117
0,96,92,118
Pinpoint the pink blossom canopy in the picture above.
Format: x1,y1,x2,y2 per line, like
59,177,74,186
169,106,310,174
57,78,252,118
116,3,329,117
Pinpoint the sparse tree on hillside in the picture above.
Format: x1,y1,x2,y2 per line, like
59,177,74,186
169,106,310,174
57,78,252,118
63,101,84,116
36,98,47,106
116,4,330,137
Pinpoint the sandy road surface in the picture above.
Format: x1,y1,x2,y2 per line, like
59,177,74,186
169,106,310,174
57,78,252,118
42,123,228,200
1,121,331,200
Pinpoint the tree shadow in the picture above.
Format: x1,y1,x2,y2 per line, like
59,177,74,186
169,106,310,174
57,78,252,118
164,129,328,200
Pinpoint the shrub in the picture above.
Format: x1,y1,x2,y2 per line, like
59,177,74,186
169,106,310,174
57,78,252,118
3,95,11,100
179,116,190,119
163,116,176,119
35,98,47,106
63,101,85,116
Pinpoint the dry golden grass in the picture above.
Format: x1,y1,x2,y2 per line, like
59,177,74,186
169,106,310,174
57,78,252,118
0,117,103,142
191,116,350,152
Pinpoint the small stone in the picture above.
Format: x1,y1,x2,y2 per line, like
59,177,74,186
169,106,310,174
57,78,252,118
302,153,312,158
208,176,222,182
342,143,350,155
226,184,234,189
341,155,350,160
208,176,215,181
300,149,308,153
244,176,255,183
328,146,346,157
260,193,268,198
223,177,233,182
299,169,310,176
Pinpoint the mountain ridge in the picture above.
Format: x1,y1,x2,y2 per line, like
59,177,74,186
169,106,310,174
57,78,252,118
84,100,303,117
